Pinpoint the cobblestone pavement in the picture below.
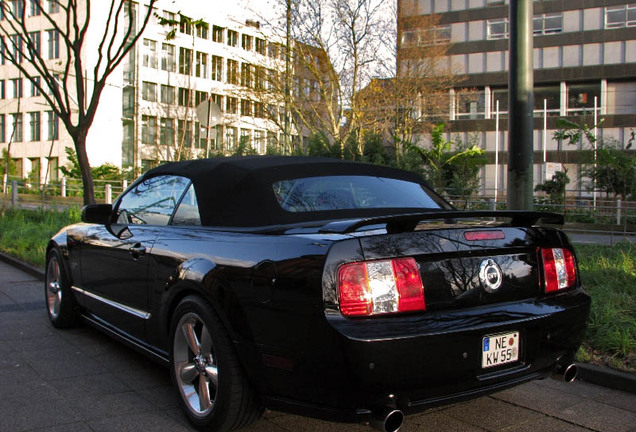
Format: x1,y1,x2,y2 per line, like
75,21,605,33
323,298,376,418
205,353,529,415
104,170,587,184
1,260,634,432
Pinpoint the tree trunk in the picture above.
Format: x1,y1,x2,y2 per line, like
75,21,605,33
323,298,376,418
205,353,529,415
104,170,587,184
74,128,95,206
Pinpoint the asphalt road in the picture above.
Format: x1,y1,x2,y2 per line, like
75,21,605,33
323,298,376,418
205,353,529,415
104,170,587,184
1,259,635,432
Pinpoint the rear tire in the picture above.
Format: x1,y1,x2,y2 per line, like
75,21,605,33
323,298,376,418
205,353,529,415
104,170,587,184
170,295,262,431
45,248,79,328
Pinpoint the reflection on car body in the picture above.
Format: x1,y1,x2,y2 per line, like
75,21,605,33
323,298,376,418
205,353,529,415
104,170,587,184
45,156,590,432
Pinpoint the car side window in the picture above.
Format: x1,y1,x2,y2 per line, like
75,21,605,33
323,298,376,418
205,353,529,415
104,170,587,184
172,184,201,226
116,175,190,226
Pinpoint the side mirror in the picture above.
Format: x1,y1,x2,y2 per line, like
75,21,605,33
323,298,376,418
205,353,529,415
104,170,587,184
81,204,113,225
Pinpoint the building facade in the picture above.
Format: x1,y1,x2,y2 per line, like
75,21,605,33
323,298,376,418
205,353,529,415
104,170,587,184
0,0,301,184
398,0,636,197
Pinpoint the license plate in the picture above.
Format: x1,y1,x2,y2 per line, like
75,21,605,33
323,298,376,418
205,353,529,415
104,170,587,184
482,331,520,368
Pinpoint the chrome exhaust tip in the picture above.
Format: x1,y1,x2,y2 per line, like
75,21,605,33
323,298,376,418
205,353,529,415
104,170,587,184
552,363,578,382
369,408,405,432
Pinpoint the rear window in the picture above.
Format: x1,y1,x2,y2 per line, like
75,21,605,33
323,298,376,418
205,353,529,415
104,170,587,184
273,176,442,213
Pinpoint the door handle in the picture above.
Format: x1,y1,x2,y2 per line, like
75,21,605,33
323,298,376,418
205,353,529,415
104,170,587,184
129,243,147,257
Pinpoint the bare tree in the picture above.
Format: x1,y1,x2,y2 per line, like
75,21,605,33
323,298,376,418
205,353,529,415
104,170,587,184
253,0,390,155
357,10,460,158
0,0,157,204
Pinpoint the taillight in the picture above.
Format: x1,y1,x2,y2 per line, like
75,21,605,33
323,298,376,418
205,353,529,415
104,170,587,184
338,258,425,317
541,248,577,293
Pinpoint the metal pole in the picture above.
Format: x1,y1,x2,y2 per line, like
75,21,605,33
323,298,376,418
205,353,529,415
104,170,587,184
507,0,534,210
543,98,547,182
494,100,500,206
205,97,212,158
593,96,598,210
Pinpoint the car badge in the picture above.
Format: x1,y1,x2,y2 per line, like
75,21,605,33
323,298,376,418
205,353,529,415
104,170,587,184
479,259,503,293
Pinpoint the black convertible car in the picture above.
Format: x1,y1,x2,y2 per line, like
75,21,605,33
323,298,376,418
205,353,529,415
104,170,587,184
46,156,590,432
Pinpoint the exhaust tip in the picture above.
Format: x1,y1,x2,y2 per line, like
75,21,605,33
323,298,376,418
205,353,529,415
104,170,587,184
370,409,405,432
552,363,578,382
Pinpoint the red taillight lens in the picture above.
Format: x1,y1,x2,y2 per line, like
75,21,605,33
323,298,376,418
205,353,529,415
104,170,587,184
392,258,426,312
541,248,577,293
338,258,425,317
338,262,371,316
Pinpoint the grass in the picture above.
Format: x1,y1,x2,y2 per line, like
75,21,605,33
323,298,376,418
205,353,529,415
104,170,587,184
0,207,634,372
574,242,636,372
0,206,81,268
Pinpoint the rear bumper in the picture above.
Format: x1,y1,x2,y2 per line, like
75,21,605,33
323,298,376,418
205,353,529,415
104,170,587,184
266,288,591,422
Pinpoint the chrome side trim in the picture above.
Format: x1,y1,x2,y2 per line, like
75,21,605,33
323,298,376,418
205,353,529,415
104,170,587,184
71,286,151,320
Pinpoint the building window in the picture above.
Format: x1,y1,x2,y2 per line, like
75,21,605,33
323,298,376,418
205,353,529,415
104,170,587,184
211,55,223,81
46,111,58,140
10,78,22,98
227,30,238,47
179,47,192,74
226,96,238,114
227,59,238,84
143,39,157,68
29,111,40,141
161,84,175,104
212,25,224,43
195,51,208,78
47,0,59,13
255,38,266,55
241,63,252,88
196,22,208,39
268,43,279,59
141,115,157,144
241,99,252,117
487,19,508,39
10,0,25,18
29,158,40,182
179,15,193,35
30,77,41,97
567,82,601,114
211,93,223,111
605,4,636,28
163,10,175,22
456,91,485,119
28,31,41,56
534,85,561,114
178,87,192,106
195,91,207,105
242,34,252,50
47,29,59,59
178,120,193,148
11,34,23,63
401,26,451,46
47,157,58,181
225,126,237,150
11,113,23,142
142,81,157,102
0,80,4,99
29,0,41,16
161,43,175,72
533,13,562,35
160,118,174,146
0,114,5,142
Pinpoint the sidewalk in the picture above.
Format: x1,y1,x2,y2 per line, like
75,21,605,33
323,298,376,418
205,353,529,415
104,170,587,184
1,258,636,431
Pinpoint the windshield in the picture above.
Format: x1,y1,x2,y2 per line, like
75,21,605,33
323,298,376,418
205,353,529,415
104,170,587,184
273,176,443,213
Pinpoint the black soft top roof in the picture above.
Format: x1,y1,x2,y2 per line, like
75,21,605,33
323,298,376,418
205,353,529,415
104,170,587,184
143,156,438,227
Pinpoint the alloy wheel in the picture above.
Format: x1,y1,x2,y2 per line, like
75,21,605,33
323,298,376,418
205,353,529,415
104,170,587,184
46,256,62,319
173,312,219,417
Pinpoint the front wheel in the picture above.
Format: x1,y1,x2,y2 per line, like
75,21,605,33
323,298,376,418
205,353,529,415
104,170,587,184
170,295,262,431
45,248,79,328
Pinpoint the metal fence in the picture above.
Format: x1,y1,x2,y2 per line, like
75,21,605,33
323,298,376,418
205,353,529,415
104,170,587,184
2,178,635,227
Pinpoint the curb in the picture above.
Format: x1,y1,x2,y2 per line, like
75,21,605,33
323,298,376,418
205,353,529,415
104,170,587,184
576,362,636,394
1,252,634,395
0,252,45,281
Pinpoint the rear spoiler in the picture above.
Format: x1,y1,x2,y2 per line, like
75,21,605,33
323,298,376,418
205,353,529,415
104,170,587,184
318,211,564,234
